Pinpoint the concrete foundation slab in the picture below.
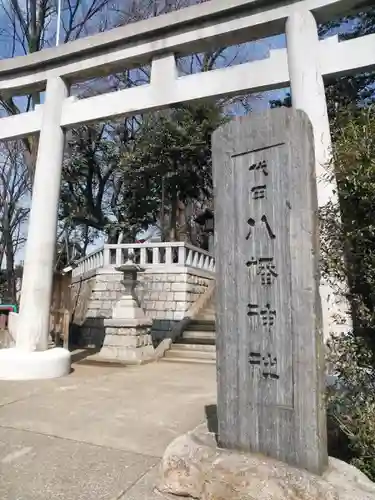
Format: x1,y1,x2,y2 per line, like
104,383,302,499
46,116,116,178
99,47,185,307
0,359,216,500
0,426,157,500
0,361,216,457
120,463,176,500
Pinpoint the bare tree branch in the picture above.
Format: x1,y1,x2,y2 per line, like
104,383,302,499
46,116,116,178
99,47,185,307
0,0,115,181
0,142,30,301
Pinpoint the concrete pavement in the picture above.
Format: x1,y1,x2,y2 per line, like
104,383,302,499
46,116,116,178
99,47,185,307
0,360,217,499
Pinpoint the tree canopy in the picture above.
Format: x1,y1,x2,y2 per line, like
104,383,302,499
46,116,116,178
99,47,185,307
60,102,226,248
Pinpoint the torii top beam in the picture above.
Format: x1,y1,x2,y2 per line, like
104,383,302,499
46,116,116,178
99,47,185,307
0,0,370,95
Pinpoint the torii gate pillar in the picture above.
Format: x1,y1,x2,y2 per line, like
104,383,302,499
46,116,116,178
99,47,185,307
286,10,351,337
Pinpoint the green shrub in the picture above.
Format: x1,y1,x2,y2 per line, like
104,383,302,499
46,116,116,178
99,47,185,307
321,105,375,353
327,333,375,480
322,105,375,480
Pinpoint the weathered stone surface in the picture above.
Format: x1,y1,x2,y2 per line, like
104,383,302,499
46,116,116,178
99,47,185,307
99,344,155,362
212,108,326,474
158,424,375,500
102,334,139,347
100,314,154,363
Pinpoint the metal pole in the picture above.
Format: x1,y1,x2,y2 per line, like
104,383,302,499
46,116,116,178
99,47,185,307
56,0,62,47
161,175,165,241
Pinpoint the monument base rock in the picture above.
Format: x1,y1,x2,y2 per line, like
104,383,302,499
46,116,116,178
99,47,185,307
158,423,375,500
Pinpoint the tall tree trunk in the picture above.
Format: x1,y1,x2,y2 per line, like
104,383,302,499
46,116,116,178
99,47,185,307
3,206,16,302
177,199,187,242
5,242,16,303
169,190,178,242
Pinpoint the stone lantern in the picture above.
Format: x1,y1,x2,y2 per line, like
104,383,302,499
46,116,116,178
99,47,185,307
100,254,155,363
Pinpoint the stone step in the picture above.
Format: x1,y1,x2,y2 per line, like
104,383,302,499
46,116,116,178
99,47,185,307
173,342,216,352
162,357,216,365
185,320,215,332
165,347,216,361
196,307,215,314
194,314,215,322
181,330,216,343
204,307,215,314
199,304,215,311
204,312,215,318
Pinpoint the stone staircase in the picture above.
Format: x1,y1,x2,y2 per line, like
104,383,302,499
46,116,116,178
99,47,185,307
163,298,216,365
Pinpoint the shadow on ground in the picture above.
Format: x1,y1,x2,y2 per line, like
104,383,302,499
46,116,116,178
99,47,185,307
205,403,218,438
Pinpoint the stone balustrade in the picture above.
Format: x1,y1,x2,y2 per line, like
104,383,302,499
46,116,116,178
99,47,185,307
72,242,215,278
72,248,105,277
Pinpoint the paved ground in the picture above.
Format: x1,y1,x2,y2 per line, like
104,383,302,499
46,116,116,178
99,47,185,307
0,359,217,499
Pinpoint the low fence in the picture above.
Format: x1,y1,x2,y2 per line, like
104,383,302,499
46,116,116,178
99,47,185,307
0,314,6,329
0,313,11,348
72,242,215,278
50,272,72,347
0,310,70,349
50,309,70,347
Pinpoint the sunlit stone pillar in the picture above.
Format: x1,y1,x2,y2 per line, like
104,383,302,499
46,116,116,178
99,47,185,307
0,76,71,379
286,10,351,338
17,76,68,351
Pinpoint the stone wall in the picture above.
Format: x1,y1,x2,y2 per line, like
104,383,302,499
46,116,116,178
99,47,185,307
70,266,214,348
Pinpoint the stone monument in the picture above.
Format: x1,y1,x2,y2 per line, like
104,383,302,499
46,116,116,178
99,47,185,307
100,255,155,363
212,108,327,475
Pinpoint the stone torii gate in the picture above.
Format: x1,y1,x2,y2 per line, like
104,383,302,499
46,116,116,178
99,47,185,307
0,0,373,380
